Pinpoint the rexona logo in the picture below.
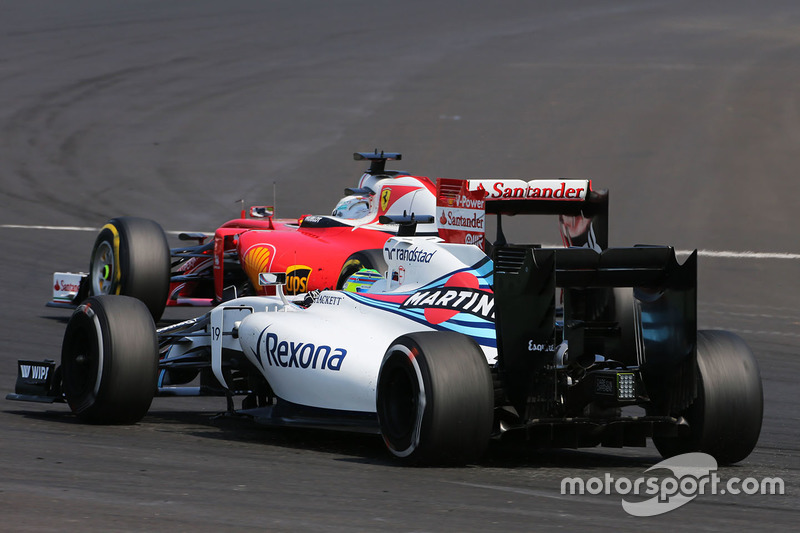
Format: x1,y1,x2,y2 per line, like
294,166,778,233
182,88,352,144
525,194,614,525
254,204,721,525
285,265,312,295
256,331,346,371
401,272,494,324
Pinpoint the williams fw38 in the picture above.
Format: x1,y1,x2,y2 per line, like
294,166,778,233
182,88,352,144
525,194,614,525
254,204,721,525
10,179,763,465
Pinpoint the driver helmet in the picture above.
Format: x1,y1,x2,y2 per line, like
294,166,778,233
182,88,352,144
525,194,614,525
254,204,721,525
342,268,382,293
332,195,370,219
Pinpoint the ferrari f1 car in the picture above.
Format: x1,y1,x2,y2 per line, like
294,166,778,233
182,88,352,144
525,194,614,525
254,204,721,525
48,150,438,320
12,178,763,465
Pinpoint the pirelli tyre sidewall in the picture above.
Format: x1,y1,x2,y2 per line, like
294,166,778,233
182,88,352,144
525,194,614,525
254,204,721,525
61,295,159,424
376,331,494,466
89,217,170,321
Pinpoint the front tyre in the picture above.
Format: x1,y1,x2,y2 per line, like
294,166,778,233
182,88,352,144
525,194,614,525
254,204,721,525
61,295,159,424
653,330,763,464
89,217,170,321
377,332,494,465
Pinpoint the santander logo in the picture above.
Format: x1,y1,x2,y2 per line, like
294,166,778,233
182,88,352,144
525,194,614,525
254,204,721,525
469,179,589,201
55,280,81,292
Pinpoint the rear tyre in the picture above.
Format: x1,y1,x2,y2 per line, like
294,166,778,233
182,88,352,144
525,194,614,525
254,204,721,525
653,330,763,464
336,249,387,289
89,217,170,321
377,332,494,465
614,287,639,365
61,295,159,424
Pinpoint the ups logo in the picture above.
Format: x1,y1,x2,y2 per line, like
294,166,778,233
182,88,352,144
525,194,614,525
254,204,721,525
285,265,312,295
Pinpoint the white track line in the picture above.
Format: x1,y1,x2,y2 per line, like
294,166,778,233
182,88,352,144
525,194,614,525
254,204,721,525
1,224,798,259
679,249,800,260
0,224,208,236
1,224,98,231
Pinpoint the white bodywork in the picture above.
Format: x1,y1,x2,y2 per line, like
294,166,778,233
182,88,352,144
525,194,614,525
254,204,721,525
164,235,496,414
52,272,86,304
337,175,438,234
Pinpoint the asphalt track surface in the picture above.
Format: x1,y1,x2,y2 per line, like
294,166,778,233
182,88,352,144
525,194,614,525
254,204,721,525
1,1,798,531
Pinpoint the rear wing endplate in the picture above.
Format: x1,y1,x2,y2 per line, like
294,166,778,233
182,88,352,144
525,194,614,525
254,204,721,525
436,178,608,251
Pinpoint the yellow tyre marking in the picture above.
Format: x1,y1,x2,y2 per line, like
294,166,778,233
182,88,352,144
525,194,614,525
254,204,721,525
100,223,122,295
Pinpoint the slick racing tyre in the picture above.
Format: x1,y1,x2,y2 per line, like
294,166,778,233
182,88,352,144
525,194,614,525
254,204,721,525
377,332,494,465
653,330,763,465
336,249,387,289
614,287,640,366
89,217,170,321
61,295,159,424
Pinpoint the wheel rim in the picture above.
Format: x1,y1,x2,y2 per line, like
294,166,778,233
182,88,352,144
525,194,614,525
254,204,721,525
381,361,418,442
378,349,426,457
62,318,102,410
91,241,115,295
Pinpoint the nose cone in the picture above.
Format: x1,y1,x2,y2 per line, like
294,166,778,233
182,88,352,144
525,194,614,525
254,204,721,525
236,312,272,358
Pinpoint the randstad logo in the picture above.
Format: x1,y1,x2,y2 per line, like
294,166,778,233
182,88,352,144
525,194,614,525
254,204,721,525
560,452,784,516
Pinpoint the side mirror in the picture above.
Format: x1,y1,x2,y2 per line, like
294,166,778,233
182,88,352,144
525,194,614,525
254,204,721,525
250,206,274,218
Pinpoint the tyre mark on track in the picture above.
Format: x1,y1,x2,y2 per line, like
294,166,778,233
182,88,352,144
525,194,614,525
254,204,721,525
0,58,197,220
698,327,800,339
701,309,800,321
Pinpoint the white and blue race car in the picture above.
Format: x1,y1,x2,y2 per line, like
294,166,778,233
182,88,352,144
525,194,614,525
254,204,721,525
8,178,763,466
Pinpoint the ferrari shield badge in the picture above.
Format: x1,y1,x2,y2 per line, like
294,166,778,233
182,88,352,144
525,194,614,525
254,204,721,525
380,188,391,212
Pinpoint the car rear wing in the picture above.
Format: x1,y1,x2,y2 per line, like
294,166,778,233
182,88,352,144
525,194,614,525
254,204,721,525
493,244,698,420
347,150,407,195
436,178,608,251
353,150,403,175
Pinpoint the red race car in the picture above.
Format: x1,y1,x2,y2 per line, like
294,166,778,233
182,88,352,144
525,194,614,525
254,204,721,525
49,151,437,320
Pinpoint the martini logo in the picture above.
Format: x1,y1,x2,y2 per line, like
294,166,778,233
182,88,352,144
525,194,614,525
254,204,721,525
285,265,312,295
401,272,494,324
380,188,392,212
